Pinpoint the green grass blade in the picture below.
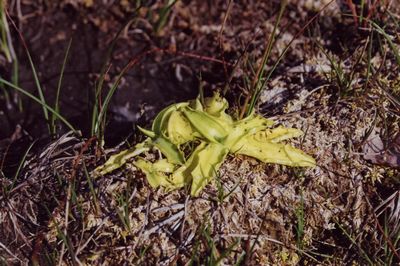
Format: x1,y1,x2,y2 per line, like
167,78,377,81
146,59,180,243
295,191,305,250
246,0,335,116
83,162,100,213
25,44,49,122
0,4,12,62
364,31,374,90
370,21,400,66
51,38,72,136
94,60,134,140
154,0,177,34
10,140,36,191
335,221,374,265
91,10,141,136
1,4,20,109
245,1,286,117
0,77,77,133
5,10,50,131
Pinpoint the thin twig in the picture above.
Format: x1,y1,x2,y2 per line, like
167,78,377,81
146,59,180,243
0,240,22,263
75,219,107,255
144,210,184,236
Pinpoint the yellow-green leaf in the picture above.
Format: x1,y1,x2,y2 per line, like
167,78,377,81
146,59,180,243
182,107,229,143
152,159,176,173
253,126,304,143
188,96,204,111
94,142,150,176
169,142,207,188
137,126,156,138
153,137,185,165
134,158,173,188
189,142,229,196
167,110,195,145
233,136,316,167
152,102,188,136
224,114,274,148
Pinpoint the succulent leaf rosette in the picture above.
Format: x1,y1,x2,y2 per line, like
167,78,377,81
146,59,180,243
95,92,316,196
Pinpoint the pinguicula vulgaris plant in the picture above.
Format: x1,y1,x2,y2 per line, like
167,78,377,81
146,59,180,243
95,92,315,196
